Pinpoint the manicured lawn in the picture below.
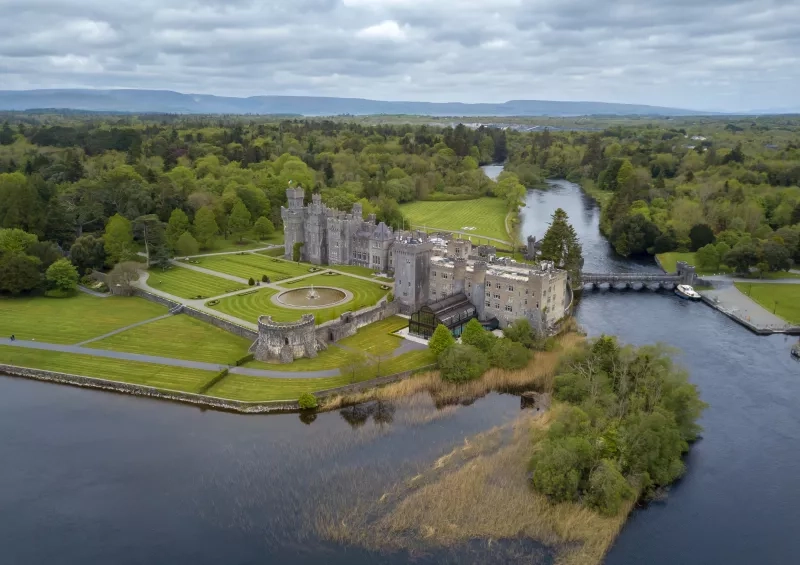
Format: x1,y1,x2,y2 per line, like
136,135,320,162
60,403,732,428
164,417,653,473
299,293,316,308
208,349,436,401
0,346,214,393
201,232,284,254
245,315,410,372
738,271,800,281
190,254,312,282
86,314,253,364
211,272,389,325
146,266,246,299
0,294,166,344
399,197,510,242
734,283,800,325
657,252,698,274
338,315,407,356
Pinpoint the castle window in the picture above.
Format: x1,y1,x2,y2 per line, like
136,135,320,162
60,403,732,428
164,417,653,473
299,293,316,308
525,288,529,295
455,247,461,254
432,271,437,277
505,305,513,313
493,294,500,300
495,283,501,289
508,285,514,291
494,303,500,309
441,273,448,279
485,301,490,307
432,290,437,296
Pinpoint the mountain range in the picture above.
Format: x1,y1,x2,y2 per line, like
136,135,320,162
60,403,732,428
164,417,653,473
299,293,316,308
0,89,717,117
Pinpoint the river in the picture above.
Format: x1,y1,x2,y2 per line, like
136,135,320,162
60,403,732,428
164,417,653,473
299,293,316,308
1,174,798,564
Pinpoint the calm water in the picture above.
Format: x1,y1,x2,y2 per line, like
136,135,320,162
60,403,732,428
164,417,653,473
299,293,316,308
1,173,798,564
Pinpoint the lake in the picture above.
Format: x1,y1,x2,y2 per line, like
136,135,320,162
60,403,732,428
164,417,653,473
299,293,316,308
1,173,798,564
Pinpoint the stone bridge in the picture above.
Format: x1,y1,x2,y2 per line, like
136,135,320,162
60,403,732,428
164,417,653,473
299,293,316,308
581,261,697,290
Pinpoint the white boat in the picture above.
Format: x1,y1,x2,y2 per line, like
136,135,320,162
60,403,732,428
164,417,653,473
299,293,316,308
675,284,701,301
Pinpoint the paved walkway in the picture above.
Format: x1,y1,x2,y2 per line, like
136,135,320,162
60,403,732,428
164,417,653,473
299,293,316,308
77,286,110,298
0,338,341,378
75,314,174,346
701,285,795,332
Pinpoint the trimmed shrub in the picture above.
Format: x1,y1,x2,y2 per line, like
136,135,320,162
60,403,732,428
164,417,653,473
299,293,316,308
248,277,255,286
428,324,455,355
262,274,269,283
438,343,488,383
234,353,255,367
298,393,318,410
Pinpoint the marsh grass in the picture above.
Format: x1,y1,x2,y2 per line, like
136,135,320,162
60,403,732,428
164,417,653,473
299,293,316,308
315,331,633,565
322,332,584,410
316,404,633,565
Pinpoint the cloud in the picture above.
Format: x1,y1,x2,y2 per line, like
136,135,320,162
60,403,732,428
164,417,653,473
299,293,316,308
356,20,408,41
0,0,797,111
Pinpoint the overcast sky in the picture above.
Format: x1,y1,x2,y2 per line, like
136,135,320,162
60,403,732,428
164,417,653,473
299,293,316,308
1,0,798,112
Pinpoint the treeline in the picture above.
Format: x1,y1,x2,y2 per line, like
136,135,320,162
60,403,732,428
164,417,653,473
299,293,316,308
503,118,800,270
0,117,514,269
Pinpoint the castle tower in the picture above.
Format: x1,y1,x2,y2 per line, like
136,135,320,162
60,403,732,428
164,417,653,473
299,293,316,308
305,192,327,265
392,238,434,314
470,261,487,319
453,258,467,294
281,186,306,260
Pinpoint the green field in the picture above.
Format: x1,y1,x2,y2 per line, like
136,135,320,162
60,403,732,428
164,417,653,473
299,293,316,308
201,232,284,254
0,346,214,393
657,252,699,274
246,316,409,372
0,294,166,344
87,314,253,364
734,283,800,325
146,267,246,299
209,349,436,401
399,197,510,242
190,253,312,282
738,271,800,280
212,273,389,325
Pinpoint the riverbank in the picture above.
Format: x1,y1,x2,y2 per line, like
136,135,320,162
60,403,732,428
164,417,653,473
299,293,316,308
0,361,435,414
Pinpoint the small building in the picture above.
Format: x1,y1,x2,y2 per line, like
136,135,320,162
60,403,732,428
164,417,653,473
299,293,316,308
409,293,479,339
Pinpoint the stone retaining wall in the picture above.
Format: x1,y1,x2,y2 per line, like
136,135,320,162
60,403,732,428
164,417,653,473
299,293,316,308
316,299,400,343
131,288,257,340
0,363,437,414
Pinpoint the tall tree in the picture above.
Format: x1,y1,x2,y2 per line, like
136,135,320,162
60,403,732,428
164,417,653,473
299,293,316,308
228,199,252,242
539,208,584,283
69,235,106,274
0,253,41,294
46,258,79,292
165,208,190,250
194,206,219,250
103,214,135,266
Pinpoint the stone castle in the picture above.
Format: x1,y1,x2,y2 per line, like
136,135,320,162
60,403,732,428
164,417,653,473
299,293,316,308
253,186,570,364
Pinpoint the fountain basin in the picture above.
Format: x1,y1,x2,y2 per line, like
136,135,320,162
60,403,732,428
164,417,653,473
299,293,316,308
273,286,350,308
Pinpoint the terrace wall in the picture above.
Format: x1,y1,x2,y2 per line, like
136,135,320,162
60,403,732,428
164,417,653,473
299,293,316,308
315,298,400,343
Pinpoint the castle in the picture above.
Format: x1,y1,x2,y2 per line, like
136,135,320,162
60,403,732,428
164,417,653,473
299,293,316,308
255,186,570,363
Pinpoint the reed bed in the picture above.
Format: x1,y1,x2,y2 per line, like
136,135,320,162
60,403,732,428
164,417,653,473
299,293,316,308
316,403,633,565
322,331,584,410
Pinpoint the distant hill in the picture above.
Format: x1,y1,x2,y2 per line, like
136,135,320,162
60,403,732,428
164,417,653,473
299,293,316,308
0,89,712,117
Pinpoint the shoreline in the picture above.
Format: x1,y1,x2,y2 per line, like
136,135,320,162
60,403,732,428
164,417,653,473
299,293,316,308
0,363,434,415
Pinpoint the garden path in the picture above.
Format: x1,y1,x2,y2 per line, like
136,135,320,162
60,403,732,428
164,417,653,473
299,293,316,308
77,286,110,298
75,314,174,346
0,338,341,378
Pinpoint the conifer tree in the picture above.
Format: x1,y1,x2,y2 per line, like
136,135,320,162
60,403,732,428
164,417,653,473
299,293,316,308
539,208,583,284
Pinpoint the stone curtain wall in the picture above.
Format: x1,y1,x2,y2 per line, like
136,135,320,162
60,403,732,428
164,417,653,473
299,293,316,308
316,299,400,343
131,288,258,340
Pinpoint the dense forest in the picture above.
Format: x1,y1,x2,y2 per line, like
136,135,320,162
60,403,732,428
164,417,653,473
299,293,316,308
504,117,800,272
0,112,799,296
0,115,514,294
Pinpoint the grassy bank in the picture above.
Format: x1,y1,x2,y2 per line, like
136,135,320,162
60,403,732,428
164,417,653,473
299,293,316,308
86,314,253,364
399,197,510,242
734,283,800,324
0,294,166,344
